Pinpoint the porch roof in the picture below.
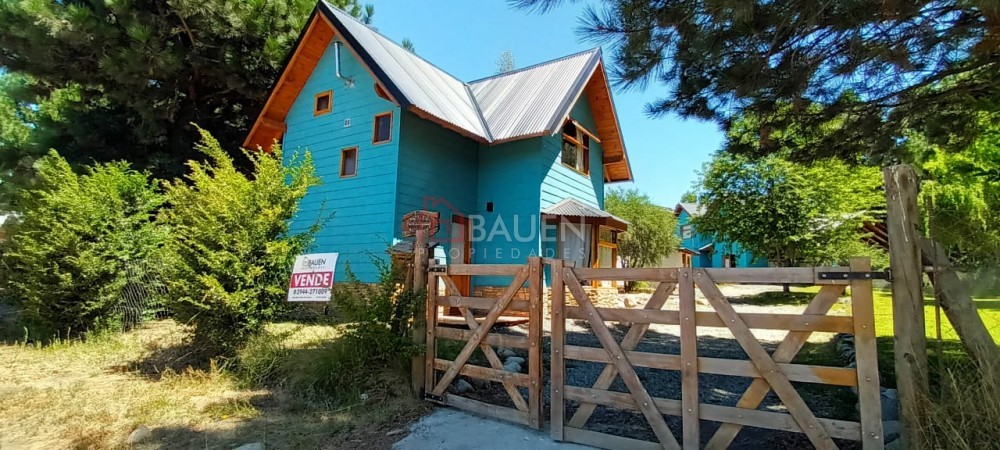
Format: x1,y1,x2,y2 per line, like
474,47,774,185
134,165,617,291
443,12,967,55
542,198,629,231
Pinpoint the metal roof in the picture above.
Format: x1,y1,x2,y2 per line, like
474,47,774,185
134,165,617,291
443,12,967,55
542,198,630,224
322,2,603,144
677,202,707,217
467,50,601,142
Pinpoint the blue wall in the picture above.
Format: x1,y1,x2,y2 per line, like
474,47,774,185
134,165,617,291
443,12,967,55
539,98,605,210
675,208,767,268
282,38,401,281
395,111,479,263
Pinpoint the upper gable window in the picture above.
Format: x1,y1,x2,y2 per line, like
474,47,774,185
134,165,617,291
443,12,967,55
561,121,590,175
314,90,333,116
373,112,393,144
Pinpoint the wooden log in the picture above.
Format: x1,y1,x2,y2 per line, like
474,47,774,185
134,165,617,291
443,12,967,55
549,259,566,441
411,229,428,398
850,258,885,450
679,268,699,449
883,164,929,449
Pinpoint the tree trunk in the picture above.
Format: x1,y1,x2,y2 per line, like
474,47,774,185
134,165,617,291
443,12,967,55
920,236,1000,369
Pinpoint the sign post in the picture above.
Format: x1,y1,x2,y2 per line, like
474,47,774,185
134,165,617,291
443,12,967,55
287,253,339,302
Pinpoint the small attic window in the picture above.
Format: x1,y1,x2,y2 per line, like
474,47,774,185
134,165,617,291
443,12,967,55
561,120,590,175
314,91,333,116
373,111,393,144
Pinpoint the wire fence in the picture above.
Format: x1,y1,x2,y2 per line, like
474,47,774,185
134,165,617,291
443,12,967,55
110,259,169,331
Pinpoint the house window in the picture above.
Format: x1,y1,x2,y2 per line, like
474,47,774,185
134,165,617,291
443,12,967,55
557,222,592,269
561,121,589,174
340,147,358,178
373,112,393,144
314,91,333,116
681,224,693,239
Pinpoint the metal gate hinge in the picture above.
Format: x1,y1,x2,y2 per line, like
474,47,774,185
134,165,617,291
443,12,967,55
424,393,444,402
428,266,446,273
817,269,892,281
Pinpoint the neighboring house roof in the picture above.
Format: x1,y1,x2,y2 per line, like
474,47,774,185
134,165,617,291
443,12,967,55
675,202,706,218
542,198,629,230
698,242,715,252
245,1,633,182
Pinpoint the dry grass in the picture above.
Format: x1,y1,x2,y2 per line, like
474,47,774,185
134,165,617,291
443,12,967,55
0,320,427,449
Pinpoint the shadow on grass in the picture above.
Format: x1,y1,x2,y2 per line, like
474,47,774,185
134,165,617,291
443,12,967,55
728,290,816,306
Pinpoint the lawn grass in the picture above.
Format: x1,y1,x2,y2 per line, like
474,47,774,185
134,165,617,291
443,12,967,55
0,320,426,449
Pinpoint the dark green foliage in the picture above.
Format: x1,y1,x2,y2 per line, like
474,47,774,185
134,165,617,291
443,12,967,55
0,0,370,208
160,128,320,355
514,0,999,160
694,151,887,267
605,187,679,269
331,258,421,357
1,151,167,338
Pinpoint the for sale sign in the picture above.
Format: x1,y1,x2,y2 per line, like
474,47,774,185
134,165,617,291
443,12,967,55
287,253,338,302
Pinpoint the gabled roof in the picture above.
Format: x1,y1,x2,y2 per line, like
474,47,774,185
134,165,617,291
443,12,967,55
245,1,633,182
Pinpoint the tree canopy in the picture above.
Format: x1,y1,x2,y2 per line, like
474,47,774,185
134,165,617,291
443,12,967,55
605,187,679,270
513,0,1000,160
694,150,887,267
0,0,370,209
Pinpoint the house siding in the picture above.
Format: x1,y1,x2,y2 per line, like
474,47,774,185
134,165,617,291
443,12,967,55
676,208,767,268
539,97,605,210
395,112,480,262
282,37,401,282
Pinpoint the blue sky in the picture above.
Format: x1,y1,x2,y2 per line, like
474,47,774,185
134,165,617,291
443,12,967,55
367,0,724,207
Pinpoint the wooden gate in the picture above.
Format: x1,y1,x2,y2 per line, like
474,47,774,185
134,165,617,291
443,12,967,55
548,258,885,450
422,257,545,429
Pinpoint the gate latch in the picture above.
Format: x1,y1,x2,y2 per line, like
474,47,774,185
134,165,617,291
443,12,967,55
817,269,892,281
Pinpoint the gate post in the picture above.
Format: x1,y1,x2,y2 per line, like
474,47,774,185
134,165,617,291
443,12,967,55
850,257,885,449
410,229,429,398
549,258,566,441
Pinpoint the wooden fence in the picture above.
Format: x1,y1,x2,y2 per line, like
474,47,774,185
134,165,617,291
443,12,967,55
548,258,885,450
422,257,545,429
418,257,885,449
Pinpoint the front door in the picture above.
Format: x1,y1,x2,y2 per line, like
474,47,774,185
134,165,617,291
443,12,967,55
450,215,471,297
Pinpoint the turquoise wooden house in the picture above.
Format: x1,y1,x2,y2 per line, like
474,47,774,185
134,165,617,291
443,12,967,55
674,203,767,268
245,1,633,294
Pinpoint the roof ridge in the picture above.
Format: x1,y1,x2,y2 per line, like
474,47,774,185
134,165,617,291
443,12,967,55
464,83,495,142
466,48,601,85
320,1,467,86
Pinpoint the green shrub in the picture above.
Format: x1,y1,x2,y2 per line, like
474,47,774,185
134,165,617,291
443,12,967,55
236,258,420,405
160,128,320,355
1,151,167,338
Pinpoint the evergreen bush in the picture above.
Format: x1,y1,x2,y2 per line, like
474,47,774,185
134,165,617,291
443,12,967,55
1,151,167,338
160,128,320,355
